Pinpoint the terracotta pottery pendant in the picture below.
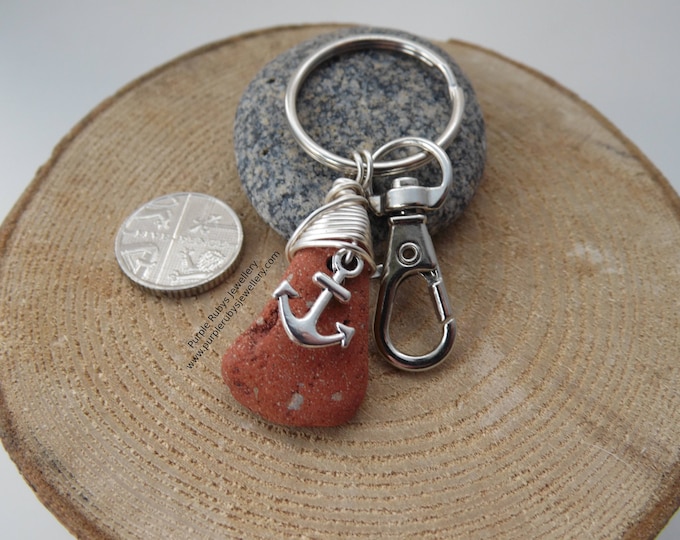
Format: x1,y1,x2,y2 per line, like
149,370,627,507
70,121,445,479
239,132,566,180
222,247,370,427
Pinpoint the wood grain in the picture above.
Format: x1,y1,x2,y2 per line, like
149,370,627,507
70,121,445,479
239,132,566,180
1,24,678,539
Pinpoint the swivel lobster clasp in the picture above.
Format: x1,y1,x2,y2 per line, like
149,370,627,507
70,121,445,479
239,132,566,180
368,137,457,371
374,213,456,371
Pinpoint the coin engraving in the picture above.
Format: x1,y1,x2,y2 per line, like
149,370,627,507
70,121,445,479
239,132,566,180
115,193,243,296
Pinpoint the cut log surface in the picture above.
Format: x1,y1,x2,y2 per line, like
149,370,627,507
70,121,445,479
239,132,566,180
0,24,678,539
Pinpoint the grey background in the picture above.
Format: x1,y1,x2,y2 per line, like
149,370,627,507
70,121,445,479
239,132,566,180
1,1,678,538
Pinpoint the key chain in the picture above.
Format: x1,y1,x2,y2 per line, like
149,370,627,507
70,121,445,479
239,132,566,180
223,33,468,427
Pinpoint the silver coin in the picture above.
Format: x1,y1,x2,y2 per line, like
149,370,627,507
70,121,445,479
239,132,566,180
115,193,243,297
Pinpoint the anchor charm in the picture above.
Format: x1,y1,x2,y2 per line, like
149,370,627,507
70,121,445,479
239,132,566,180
273,249,364,348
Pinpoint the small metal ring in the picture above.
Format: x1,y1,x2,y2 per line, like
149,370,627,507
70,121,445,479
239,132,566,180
368,136,453,215
398,242,421,266
285,34,466,177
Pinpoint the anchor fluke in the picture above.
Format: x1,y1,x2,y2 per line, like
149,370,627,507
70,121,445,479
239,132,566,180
272,280,299,300
335,323,355,348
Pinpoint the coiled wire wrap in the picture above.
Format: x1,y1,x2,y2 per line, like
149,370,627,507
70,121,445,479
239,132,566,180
285,151,376,270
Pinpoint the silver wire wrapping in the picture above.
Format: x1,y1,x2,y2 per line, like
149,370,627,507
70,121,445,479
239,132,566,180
285,151,376,270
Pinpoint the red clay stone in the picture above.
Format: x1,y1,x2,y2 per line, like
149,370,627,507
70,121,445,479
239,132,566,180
222,247,370,427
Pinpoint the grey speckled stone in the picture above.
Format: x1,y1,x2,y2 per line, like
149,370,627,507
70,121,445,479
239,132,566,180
234,27,486,245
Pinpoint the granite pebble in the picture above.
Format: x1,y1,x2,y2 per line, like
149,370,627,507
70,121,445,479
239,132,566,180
234,26,486,246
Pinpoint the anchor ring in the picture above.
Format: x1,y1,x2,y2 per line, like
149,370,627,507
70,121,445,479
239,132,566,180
285,34,466,177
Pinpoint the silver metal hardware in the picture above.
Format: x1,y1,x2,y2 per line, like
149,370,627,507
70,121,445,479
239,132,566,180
374,214,456,370
273,249,364,348
285,34,465,177
285,176,375,270
367,137,453,215
369,137,456,370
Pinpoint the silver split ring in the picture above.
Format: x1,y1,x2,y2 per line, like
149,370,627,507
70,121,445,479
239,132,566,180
285,34,466,177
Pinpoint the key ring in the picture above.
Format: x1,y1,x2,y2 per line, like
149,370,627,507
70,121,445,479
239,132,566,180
284,34,466,177
283,35,461,371
224,29,484,426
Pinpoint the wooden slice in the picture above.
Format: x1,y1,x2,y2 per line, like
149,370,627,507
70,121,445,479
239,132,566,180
1,24,679,539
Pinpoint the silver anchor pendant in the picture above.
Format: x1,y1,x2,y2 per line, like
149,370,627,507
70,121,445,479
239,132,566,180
273,249,364,348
